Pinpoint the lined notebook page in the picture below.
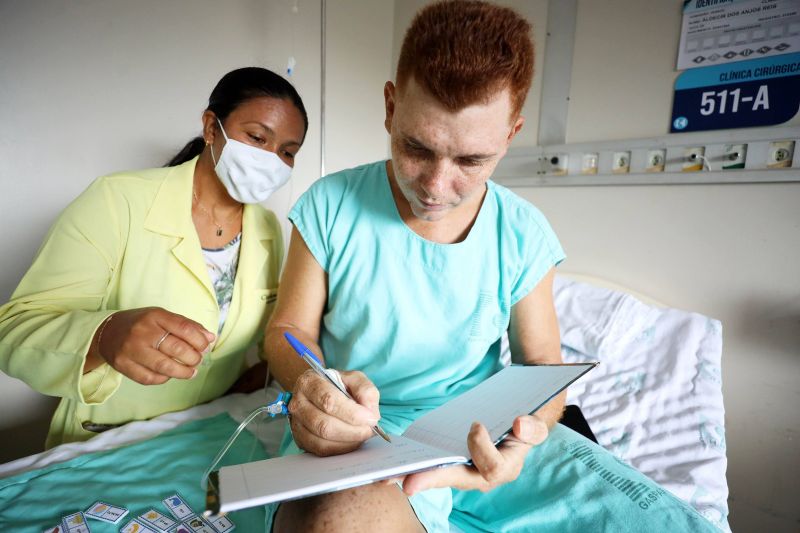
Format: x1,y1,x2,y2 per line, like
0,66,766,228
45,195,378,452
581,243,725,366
402,364,596,457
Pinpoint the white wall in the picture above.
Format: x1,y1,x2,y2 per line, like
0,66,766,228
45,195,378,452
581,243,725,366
324,0,394,173
566,0,683,142
0,0,322,461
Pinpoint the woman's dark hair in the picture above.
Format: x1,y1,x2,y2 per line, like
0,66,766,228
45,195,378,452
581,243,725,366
166,67,308,167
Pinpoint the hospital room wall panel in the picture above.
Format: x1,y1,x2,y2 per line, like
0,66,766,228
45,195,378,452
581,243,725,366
567,0,684,143
323,0,394,175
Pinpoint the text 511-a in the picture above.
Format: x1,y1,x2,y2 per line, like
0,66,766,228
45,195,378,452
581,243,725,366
700,85,769,115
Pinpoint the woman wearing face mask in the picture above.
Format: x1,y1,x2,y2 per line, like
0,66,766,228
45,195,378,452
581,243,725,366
0,67,307,448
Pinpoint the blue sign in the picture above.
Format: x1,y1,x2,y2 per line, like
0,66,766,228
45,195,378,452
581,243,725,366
671,52,800,132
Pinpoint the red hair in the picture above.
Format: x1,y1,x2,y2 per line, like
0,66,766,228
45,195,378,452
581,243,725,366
396,0,534,117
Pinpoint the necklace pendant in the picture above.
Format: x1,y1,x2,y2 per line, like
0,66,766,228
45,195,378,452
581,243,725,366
216,227,223,237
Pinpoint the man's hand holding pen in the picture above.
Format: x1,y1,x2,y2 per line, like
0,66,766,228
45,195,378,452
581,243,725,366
288,368,382,456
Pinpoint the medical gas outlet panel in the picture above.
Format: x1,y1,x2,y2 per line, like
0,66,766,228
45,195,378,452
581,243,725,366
494,126,799,186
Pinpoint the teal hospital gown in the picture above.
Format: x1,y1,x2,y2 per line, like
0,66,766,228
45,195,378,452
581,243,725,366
271,161,718,532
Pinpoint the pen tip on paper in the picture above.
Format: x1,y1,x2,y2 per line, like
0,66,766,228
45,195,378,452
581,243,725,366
374,425,392,442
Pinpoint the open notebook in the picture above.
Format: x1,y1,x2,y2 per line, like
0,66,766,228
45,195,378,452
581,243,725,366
210,363,596,513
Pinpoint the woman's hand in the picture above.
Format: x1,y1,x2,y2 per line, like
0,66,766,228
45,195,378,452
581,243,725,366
385,414,549,496
87,307,216,385
288,369,381,456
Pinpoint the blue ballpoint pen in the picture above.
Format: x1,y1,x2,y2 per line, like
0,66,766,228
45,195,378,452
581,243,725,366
284,332,392,443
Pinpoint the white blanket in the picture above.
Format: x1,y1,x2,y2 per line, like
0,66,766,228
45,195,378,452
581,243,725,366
554,276,729,532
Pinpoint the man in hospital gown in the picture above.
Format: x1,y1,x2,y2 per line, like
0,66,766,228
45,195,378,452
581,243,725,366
264,1,719,531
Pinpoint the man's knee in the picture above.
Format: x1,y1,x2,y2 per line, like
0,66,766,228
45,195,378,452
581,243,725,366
273,483,425,533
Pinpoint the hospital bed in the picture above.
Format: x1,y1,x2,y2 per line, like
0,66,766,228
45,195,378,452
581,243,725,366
0,275,729,532
552,274,729,531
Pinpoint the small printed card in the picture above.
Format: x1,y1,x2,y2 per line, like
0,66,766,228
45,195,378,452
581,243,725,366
61,512,91,533
119,518,158,533
182,516,216,533
42,526,64,533
84,501,129,524
162,493,195,520
137,509,177,533
206,514,235,533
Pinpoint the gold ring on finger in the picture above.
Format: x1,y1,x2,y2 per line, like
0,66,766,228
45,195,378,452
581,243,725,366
154,331,170,351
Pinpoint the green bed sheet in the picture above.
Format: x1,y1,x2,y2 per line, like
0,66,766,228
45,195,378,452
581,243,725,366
0,413,269,532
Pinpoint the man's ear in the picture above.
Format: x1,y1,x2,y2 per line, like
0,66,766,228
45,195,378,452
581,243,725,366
384,81,396,135
506,115,525,145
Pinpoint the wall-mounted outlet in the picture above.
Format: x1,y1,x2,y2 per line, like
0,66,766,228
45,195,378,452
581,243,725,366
767,140,795,169
581,153,598,175
545,154,568,176
722,144,747,170
612,151,630,174
682,146,705,172
645,149,666,172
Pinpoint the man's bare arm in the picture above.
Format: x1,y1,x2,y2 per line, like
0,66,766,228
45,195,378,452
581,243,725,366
263,226,328,391
507,267,565,428
264,226,379,456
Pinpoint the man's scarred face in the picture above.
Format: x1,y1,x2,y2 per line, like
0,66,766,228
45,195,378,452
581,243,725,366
384,78,523,222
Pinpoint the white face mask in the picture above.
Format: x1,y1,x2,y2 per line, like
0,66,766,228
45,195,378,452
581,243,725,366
210,119,292,204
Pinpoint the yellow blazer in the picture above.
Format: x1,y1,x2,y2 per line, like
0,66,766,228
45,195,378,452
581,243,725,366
0,158,283,447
